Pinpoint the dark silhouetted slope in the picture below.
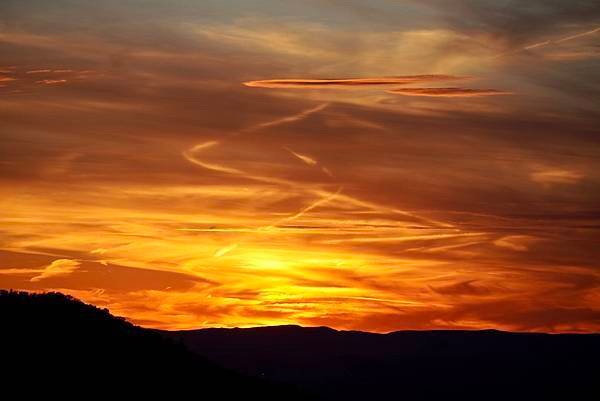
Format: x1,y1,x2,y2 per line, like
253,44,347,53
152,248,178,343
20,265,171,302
169,325,600,400
4,290,598,400
1,290,310,399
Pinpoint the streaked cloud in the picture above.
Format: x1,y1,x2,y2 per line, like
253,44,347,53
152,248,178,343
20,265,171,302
244,76,511,101
36,79,67,85
530,169,584,185
387,87,512,97
26,69,53,74
244,75,469,89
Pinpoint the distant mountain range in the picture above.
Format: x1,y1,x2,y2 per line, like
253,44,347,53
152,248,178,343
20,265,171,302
3,290,599,399
167,325,600,400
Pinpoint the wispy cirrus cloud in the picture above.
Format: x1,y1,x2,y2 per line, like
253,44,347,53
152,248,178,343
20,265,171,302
387,87,512,97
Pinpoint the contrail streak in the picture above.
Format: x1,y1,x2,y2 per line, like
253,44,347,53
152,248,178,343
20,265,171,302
182,141,245,175
494,26,600,59
243,103,329,133
524,26,600,51
285,147,318,166
284,146,336,179
555,26,600,44
183,98,455,245
214,243,238,257
311,189,454,229
183,140,291,183
262,187,343,230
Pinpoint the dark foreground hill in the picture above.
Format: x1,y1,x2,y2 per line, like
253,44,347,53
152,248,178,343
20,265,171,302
168,325,600,400
3,290,599,400
0,290,308,399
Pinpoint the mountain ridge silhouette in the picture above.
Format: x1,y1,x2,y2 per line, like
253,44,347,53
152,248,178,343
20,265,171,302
3,289,599,400
1,290,310,399
168,315,600,399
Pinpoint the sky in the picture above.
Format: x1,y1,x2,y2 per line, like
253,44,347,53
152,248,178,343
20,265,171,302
1,0,599,332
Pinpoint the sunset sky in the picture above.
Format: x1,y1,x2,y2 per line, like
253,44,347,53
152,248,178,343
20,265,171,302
1,0,599,332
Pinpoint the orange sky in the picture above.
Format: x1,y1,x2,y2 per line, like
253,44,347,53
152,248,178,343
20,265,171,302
1,0,600,332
